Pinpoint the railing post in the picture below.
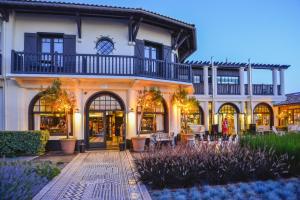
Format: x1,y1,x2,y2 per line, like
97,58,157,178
11,50,15,73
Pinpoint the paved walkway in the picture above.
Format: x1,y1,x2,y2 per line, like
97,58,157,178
34,151,151,200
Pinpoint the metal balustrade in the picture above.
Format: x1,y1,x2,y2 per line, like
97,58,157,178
11,51,192,83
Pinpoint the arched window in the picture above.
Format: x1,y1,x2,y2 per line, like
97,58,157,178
137,99,168,133
96,38,114,55
29,94,71,136
89,95,122,111
181,106,204,126
254,103,273,127
218,103,240,135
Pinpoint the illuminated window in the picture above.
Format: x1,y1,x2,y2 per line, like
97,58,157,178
254,103,272,126
31,95,70,136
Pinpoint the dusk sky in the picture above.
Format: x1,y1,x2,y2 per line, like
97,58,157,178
51,0,299,93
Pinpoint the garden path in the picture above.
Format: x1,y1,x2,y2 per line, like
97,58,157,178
33,151,151,200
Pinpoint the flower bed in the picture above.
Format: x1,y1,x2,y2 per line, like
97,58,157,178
134,144,290,189
0,161,60,199
240,133,300,174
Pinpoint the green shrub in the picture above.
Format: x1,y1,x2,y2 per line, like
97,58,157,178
0,130,50,157
34,161,61,180
240,133,300,174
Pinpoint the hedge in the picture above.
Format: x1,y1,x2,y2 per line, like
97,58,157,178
0,131,50,157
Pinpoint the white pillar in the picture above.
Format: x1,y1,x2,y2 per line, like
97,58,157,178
239,67,245,95
247,65,252,96
272,68,278,96
203,101,209,131
280,69,285,96
127,89,137,139
203,66,209,95
212,66,217,97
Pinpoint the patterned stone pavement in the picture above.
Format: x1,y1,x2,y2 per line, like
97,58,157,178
34,151,151,200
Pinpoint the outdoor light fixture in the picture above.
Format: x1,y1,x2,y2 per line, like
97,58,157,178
129,107,135,112
75,108,80,113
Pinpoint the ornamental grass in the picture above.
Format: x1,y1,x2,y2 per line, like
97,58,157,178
134,144,290,189
240,132,300,175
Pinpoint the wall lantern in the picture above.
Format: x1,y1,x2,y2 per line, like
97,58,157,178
75,108,80,113
129,107,135,112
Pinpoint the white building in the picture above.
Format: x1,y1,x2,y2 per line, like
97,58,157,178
0,0,289,150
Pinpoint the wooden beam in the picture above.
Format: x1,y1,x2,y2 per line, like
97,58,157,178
175,35,189,50
128,16,134,42
0,9,9,22
172,29,183,49
132,17,143,42
76,13,82,39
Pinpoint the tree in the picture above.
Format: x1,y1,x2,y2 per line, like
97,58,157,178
137,87,163,136
172,87,199,134
42,79,76,139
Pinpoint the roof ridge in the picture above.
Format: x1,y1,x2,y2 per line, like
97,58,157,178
3,0,195,27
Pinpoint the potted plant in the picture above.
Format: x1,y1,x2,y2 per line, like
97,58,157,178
172,87,199,143
43,79,76,154
132,87,163,152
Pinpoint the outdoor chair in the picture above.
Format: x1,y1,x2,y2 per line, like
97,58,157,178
272,126,285,136
189,125,205,140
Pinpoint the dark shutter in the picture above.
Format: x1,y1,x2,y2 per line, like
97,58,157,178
134,39,144,59
134,39,144,74
63,35,76,73
163,45,172,63
24,33,38,69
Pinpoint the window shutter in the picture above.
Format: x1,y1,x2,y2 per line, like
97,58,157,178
24,33,38,69
134,39,144,59
163,45,172,63
63,35,76,73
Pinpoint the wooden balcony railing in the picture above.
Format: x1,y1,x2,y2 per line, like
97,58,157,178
11,51,192,83
245,84,274,95
194,83,279,95
193,83,204,94
217,84,240,95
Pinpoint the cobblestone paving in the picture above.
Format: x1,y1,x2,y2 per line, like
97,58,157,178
34,151,151,200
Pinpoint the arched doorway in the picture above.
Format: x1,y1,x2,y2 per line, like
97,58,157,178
218,103,240,135
254,103,274,128
137,97,168,134
85,91,125,149
29,93,72,136
181,105,204,127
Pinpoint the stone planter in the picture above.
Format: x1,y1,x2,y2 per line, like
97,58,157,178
131,137,146,152
60,138,76,154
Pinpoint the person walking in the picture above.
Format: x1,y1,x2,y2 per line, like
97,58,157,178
222,118,229,140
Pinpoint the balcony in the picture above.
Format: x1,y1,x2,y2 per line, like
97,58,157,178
11,51,192,83
245,84,274,95
217,84,240,95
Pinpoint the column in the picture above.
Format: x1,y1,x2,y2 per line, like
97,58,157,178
127,89,137,139
203,66,209,95
239,67,245,95
240,101,245,131
247,65,252,96
280,69,285,96
272,68,278,96
203,101,209,131
212,66,217,97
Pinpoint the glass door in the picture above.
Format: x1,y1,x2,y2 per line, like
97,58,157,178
88,112,106,148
